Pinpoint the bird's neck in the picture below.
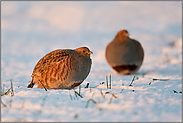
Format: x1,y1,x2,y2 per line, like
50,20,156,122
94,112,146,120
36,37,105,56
117,36,130,44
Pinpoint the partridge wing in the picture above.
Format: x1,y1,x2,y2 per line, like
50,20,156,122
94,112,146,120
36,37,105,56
31,49,72,79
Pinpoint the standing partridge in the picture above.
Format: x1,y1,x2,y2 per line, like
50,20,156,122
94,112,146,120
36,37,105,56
105,30,144,75
27,47,93,89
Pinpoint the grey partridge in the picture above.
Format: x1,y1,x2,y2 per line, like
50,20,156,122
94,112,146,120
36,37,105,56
27,47,93,89
105,30,144,75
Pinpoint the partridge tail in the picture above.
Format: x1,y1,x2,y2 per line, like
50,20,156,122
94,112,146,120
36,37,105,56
27,79,35,88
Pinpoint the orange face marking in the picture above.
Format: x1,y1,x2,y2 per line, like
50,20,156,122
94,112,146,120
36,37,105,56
75,47,93,59
117,30,129,35
116,30,130,42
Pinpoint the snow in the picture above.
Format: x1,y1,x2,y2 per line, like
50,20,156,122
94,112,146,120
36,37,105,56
1,1,182,122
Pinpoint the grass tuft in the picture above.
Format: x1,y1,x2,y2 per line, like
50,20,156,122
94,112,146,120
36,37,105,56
1,88,11,96
1,79,14,96
120,89,124,93
100,89,105,98
92,91,95,97
21,101,25,108
163,54,171,63
69,91,73,100
100,82,105,85
149,78,170,85
149,82,152,85
39,80,47,91
172,90,182,94
106,76,108,89
74,89,83,98
90,86,92,93
74,114,78,119
106,75,112,89
85,83,89,88
85,99,97,108
173,90,178,93
112,93,117,98
79,85,81,95
120,83,125,93
129,76,136,86
10,79,14,96
1,100,7,107
109,93,117,104
153,78,170,81
109,74,112,89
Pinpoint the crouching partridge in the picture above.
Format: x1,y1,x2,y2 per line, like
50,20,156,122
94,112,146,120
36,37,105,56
105,30,144,75
27,47,93,89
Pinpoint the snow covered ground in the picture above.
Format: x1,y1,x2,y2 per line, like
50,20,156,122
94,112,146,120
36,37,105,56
1,1,182,122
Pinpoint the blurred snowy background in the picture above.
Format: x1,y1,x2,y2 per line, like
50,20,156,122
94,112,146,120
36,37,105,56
1,1,182,122
1,1,181,82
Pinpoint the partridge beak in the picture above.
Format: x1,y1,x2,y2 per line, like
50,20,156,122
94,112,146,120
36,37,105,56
126,33,130,37
86,51,93,59
89,51,93,54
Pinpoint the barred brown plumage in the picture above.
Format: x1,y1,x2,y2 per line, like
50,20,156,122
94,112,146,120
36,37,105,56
27,47,93,89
